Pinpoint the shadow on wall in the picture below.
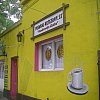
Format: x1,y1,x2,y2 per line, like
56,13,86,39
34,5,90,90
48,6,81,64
19,58,33,93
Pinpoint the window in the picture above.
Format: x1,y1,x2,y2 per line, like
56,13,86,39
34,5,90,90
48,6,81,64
0,64,4,79
35,34,64,71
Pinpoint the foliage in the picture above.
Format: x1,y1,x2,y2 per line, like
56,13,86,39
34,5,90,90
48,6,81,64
0,0,22,34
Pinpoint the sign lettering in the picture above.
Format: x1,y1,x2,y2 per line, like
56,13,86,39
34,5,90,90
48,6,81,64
34,9,64,37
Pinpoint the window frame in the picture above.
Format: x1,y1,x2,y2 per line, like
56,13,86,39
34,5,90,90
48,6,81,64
39,40,54,71
34,34,64,71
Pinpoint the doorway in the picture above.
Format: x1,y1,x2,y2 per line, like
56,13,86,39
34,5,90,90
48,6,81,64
0,60,4,92
98,50,100,100
10,57,18,99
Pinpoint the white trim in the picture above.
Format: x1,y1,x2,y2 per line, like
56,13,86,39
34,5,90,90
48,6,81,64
39,44,42,71
40,68,64,72
40,69,54,71
54,68,64,71
52,42,55,70
41,40,54,46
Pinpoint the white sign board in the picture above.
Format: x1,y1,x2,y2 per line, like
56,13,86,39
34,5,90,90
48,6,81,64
34,9,64,37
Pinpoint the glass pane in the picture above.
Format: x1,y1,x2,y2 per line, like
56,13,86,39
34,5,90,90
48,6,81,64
1,66,4,79
55,40,64,68
0,65,4,79
42,43,52,69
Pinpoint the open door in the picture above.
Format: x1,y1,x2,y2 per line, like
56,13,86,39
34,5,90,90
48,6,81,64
10,57,18,99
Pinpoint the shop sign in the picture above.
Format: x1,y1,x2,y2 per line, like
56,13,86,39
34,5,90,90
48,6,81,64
32,4,69,39
34,10,63,36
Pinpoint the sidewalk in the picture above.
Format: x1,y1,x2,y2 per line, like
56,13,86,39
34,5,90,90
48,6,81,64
1,97,9,100
0,92,10,100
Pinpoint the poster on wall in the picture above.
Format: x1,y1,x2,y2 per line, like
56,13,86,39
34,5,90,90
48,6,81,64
32,4,70,39
67,68,88,95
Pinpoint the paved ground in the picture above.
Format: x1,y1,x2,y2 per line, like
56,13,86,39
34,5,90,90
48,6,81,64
1,97,9,100
0,92,10,100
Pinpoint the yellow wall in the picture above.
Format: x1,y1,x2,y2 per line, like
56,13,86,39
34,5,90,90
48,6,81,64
97,0,100,48
1,0,99,100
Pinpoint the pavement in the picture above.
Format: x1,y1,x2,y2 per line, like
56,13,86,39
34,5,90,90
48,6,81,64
1,97,9,100
0,92,10,100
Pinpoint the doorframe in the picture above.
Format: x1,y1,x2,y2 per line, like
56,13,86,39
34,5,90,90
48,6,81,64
98,50,100,100
10,56,18,99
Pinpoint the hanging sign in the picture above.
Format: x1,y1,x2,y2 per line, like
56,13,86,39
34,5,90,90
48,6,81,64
32,4,70,39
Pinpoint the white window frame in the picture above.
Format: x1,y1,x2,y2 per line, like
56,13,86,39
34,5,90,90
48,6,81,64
39,37,64,71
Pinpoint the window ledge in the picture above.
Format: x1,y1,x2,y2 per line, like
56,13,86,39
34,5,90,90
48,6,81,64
39,68,64,72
